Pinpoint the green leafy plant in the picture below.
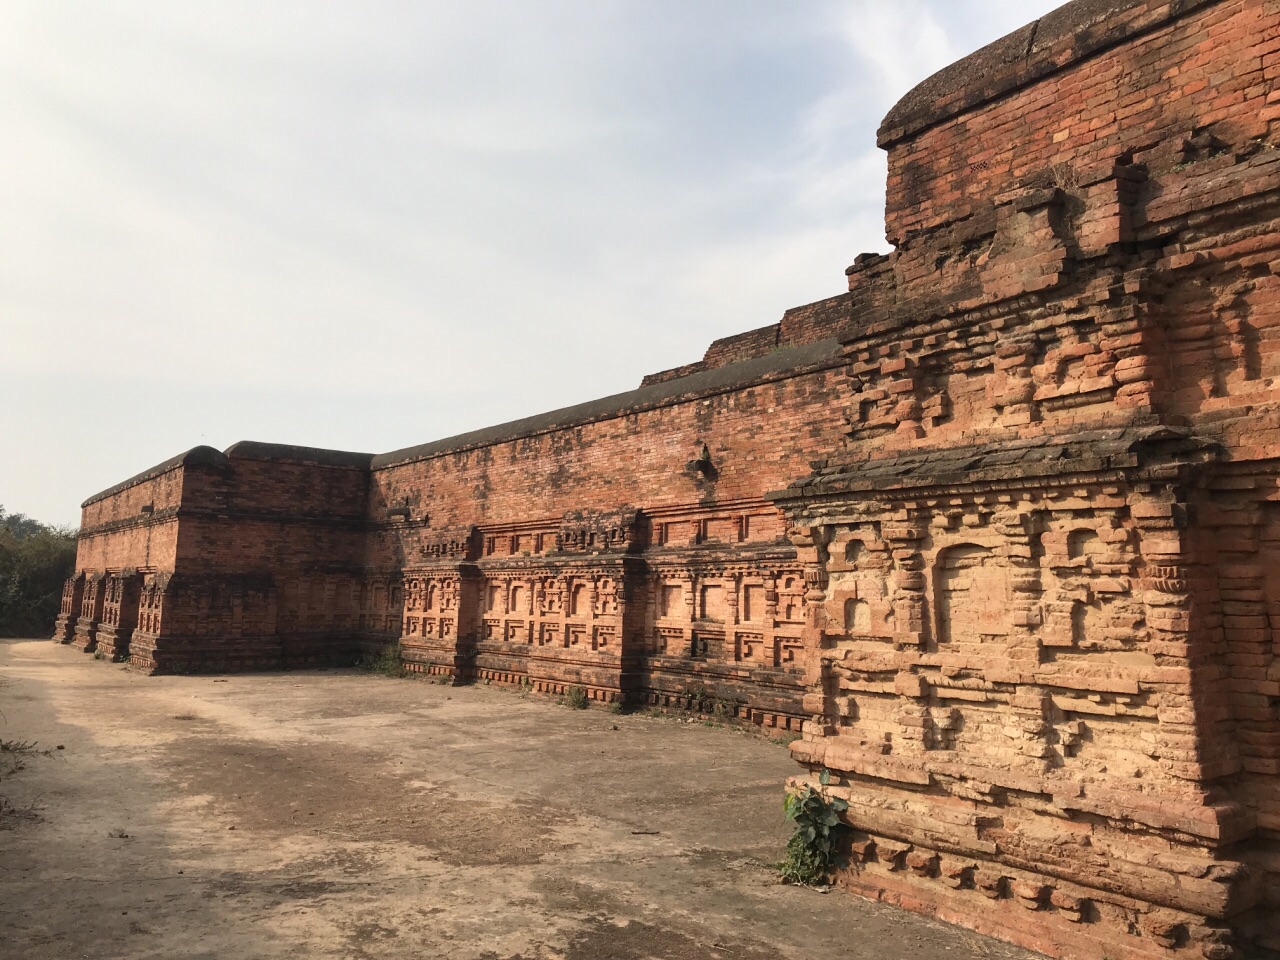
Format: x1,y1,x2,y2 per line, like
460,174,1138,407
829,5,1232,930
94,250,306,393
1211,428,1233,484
780,769,849,886
565,685,590,710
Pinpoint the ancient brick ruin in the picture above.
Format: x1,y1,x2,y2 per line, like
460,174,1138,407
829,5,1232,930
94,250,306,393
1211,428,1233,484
54,0,1280,956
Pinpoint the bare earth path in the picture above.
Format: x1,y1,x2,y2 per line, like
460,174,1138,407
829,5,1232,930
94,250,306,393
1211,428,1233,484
0,639,1037,960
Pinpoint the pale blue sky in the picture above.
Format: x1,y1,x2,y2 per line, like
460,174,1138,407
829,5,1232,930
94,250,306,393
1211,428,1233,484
1,1,1061,526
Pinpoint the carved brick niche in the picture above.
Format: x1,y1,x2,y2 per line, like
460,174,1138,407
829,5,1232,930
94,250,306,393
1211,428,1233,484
641,500,808,729
94,571,143,662
471,509,644,702
397,511,651,701
399,526,482,680
72,573,106,653
52,573,85,644
132,573,169,642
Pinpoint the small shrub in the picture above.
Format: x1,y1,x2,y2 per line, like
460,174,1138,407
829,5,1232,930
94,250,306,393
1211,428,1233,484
779,769,850,886
565,686,590,710
606,701,624,715
361,643,405,678
684,682,708,703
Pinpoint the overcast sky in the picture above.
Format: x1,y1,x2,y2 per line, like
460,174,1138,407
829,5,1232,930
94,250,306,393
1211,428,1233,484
2,1,1060,527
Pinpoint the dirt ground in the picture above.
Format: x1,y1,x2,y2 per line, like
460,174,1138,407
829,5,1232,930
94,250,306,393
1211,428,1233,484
0,638,1037,960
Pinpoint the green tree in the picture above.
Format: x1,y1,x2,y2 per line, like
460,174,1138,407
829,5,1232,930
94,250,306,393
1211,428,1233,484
0,506,77,637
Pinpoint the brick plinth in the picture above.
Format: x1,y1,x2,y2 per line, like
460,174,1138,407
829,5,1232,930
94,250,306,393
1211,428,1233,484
128,633,283,675
92,626,131,662
831,843,1234,960
51,614,77,644
70,619,98,654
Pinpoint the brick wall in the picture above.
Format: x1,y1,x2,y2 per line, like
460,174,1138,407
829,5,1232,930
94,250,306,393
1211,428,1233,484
771,1,1280,957
54,0,1280,955
880,0,1270,246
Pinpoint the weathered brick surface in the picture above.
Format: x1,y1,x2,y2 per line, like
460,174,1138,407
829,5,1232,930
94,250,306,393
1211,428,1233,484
55,0,1280,955
764,1,1280,956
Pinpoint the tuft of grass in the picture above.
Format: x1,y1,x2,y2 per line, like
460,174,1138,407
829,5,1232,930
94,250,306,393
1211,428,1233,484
565,686,590,710
0,795,41,829
0,739,45,756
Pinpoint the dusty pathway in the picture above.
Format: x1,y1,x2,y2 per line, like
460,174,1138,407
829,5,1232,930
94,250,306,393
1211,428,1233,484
0,638,1037,960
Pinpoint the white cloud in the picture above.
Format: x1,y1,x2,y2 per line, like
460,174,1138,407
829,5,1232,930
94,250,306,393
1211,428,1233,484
0,0,1062,524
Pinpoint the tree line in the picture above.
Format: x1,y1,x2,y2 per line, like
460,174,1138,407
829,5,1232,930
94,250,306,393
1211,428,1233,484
0,506,77,638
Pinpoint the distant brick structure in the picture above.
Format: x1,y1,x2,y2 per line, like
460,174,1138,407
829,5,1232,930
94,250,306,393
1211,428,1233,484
56,0,1280,955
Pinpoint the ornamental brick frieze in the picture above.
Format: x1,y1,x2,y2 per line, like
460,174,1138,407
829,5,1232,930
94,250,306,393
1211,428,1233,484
464,555,644,702
776,438,1264,952
839,278,1161,453
417,526,480,562
554,507,641,554
644,556,806,671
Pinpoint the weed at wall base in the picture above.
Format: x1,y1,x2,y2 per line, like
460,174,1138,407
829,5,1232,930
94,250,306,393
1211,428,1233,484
361,643,405,678
779,769,849,886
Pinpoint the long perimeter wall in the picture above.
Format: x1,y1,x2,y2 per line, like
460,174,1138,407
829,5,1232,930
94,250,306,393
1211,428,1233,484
56,1,1280,957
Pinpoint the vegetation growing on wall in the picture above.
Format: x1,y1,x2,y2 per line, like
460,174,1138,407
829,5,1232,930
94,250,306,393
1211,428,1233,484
779,770,849,886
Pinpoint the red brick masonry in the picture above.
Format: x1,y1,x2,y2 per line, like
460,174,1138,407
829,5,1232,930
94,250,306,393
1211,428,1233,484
55,1,1280,956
